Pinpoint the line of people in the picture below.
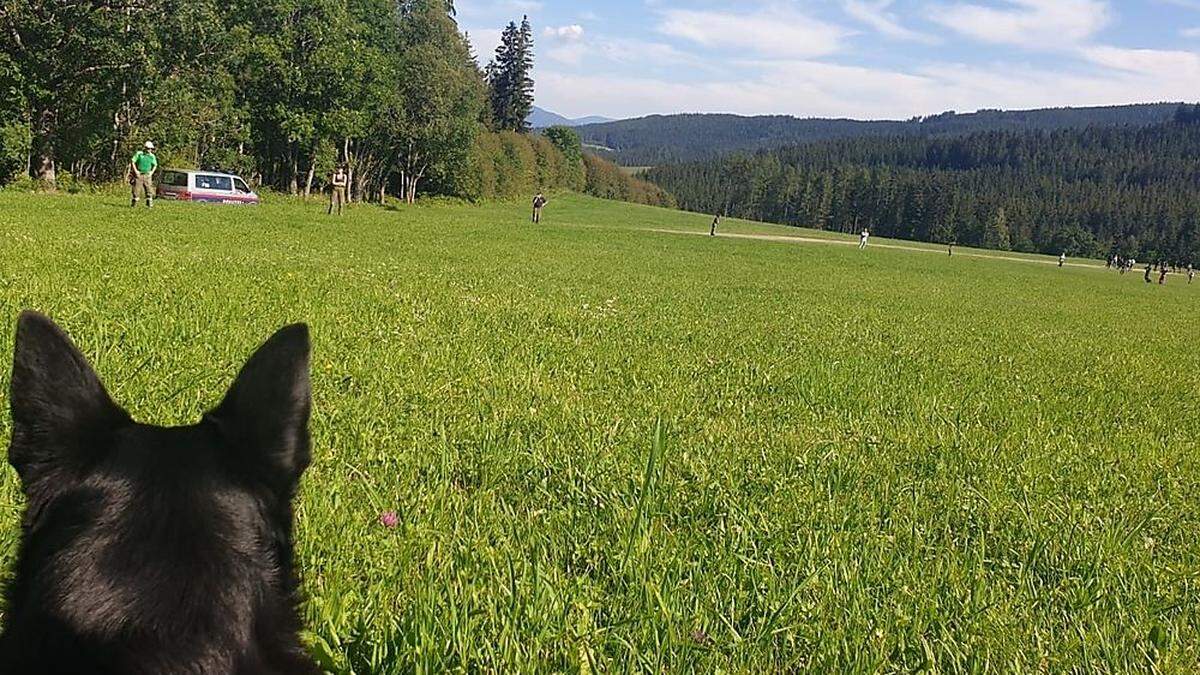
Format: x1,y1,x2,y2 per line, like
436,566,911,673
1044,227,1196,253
1109,254,1194,285
709,220,1195,287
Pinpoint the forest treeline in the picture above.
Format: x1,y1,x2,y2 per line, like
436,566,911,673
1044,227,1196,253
579,104,1182,166
0,0,661,205
645,108,1200,262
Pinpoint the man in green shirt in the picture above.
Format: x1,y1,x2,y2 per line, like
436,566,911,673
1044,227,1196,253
129,141,158,208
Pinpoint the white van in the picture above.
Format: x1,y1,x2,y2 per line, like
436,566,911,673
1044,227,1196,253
156,169,260,205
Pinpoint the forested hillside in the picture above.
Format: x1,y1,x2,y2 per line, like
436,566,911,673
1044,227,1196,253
645,107,1200,262
579,104,1182,166
0,1,662,206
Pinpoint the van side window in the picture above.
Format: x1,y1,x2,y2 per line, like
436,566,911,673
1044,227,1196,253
196,175,232,191
233,178,251,193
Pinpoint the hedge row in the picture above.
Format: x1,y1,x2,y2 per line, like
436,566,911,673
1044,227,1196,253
463,127,676,208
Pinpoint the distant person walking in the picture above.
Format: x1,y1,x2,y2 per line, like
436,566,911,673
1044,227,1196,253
532,193,548,223
1159,266,1168,285
129,141,158,208
1189,265,1195,285
858,228,870,250
710,214,721,237
948,240,955,257
1144,264,1153,284
1058,253,1067,268
328,165,348,215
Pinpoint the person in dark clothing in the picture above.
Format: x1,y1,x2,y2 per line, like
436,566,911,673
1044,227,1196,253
710,214,721,237
328,165,348,215
948,240,955,257
532,193,548,223
1159,266,1169,285
1144,264,1153,283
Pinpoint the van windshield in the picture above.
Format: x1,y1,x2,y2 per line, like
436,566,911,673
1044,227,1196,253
195,175,232,191
233,177,251,193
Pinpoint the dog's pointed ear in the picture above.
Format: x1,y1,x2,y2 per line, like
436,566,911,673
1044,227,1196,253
208,324,311,490
9,311,129,484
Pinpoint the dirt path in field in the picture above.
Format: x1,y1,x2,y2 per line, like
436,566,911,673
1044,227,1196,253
643,227,1108,270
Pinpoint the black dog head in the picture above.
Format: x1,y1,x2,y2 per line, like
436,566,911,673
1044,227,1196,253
1,311,319,674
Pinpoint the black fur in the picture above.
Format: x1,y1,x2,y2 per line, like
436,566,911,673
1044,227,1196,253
0,312,320,675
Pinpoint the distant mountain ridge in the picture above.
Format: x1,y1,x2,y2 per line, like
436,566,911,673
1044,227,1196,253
529,106,614,128
575,103,1185,166
642,112,1200,262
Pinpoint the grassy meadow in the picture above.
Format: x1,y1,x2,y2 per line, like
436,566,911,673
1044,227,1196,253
0,190,1197,672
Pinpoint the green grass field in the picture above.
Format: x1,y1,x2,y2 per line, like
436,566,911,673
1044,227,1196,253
0,190,1197,673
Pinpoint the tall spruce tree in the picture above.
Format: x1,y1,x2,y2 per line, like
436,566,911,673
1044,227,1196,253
487,16,534,132
514,16,534,131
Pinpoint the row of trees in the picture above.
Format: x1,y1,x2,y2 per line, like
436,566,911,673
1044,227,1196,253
644,112,1200,262
0,0,484,201
583,155,675,209
578,104,1183,166
0,2,659,206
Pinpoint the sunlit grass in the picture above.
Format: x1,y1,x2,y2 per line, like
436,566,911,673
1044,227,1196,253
0,190,1197,672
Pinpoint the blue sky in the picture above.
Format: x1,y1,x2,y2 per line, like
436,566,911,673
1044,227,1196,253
456,0,1200,120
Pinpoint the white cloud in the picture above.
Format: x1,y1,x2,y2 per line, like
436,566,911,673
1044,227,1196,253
544,35,718,71
536,49,1200,121
592,38,705,68
481,0,1195,122
843,0,938,43
543,24,584,40
494,0,541,12
541,24,587,64
465,27,503,62
929,0,1110,50
546,42,587,66
657,7,851,59
1081,46,1200,78
536,63,939,121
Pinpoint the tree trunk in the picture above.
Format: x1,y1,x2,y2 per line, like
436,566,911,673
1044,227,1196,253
288,143,299,195
353,157,365,202
403,168,424,204
303,154,316,199
343,137,353,203
32,109,57,185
